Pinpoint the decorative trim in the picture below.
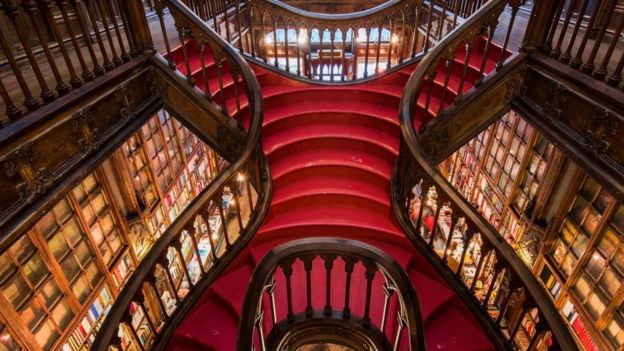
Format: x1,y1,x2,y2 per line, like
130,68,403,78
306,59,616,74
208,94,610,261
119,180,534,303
71,108,101,154
2,142,49,204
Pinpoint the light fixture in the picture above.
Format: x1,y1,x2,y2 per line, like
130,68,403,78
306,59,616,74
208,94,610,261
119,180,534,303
391,34,399,44
237,172,246,182
264,34,273,45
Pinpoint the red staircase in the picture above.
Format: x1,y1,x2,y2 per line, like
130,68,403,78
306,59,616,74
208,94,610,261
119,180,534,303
165,36,504,350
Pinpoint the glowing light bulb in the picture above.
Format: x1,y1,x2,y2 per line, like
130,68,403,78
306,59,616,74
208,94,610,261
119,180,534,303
264,34,273,45
237,173,246,182
391,34,399,44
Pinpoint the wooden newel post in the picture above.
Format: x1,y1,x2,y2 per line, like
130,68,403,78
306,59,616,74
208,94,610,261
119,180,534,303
121,0,155,54
521,0,562,53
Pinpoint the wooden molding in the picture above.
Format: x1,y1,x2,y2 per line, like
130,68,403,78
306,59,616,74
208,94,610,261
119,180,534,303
515,62,624,203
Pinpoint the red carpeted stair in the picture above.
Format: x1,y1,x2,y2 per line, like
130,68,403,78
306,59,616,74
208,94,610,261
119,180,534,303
166,36,504,350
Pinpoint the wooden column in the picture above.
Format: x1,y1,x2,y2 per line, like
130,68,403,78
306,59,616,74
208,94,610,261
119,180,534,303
120,0,155,53
521,0,562,52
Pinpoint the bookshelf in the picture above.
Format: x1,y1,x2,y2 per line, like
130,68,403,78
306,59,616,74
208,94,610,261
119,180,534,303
62,286,112,351
440,111,556,257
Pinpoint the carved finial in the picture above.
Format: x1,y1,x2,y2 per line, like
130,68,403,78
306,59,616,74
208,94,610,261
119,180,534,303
115,83,137,119
71,107,101,153
2,142,48,203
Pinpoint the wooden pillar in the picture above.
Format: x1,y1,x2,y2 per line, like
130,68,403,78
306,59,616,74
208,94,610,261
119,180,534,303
120,0,154,53
521,0,562,52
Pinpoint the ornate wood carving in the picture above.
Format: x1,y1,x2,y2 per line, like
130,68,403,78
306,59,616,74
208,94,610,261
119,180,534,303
2,142,49,203
71,108,101,153
280,0,387,13
581,107,620,158
515,62,624,202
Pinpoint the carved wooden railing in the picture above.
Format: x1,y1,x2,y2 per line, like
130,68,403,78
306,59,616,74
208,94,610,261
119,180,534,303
538,0,624,90
180,0,491,82
393,0,578,350
91,1,270,350
179,0,237,36
237,237,425,351
0,0,146,127
151,0,258,127
404,0,521,129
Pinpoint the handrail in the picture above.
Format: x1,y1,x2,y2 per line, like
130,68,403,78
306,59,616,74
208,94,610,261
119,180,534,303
91,0,270,350
181,0,489,82
237,237,425,351
394,0,578,350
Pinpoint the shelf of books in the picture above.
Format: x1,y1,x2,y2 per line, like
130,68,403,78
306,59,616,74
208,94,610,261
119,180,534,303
439,111,559,265
0,316,20,351
111,251,135,290
512,307,543,350
62,286,113,351
180,231,201,285
121,135,159,209
187,146,217,195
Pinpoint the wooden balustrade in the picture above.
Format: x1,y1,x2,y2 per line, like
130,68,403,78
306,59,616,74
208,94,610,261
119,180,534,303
0,0,501,129
539,0,624,90
0,0,139,127
175,0,492,82
394,1,578,349
237,237,425,351
151,0,253,126
403,0,522,130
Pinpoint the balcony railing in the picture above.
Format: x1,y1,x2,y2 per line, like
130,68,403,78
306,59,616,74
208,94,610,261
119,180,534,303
178,0,493,82
539,0,624,90
393,0,578,350
237,237,425,351
0,0,141,126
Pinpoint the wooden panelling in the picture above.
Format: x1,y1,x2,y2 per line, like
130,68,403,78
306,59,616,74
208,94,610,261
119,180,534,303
515,59,624,203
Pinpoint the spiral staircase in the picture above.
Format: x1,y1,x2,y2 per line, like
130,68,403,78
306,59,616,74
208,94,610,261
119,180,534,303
162,30,506,350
